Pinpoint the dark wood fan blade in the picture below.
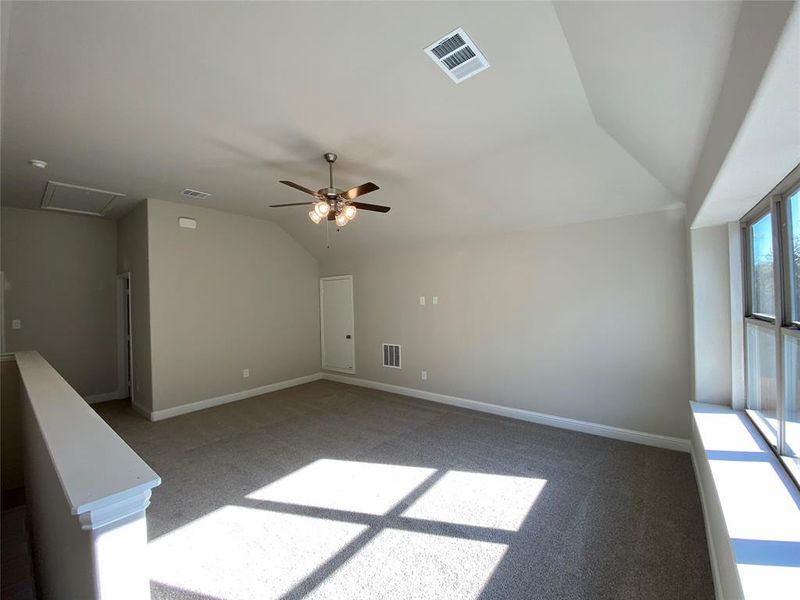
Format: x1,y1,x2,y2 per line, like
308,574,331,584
279,180,321,197
269,202,315,207
341,182,379,200
352,201,391,213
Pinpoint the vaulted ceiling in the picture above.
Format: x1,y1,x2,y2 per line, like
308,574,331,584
0,1,761,256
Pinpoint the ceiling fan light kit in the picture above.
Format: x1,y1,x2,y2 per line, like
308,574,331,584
271,153,390,227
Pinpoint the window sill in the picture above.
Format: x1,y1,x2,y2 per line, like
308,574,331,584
690,401,800,599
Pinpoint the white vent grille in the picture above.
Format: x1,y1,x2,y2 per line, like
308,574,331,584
40,181,124,216
181,188,211,200
425,28,489,83
382,344,401,369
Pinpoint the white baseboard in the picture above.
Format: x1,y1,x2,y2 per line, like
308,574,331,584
147,372,324,422
322,373,691,453
84,391,127,405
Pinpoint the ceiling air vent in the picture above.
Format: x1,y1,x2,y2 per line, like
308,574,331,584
382,344,401,369
181,188,211,200
425,27,489,83
40,181,124,216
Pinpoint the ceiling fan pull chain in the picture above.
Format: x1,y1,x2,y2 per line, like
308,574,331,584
326,218,331,249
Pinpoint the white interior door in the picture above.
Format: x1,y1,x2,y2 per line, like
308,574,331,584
321,276,355,373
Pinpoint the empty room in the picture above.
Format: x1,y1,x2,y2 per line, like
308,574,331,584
0,1,799,599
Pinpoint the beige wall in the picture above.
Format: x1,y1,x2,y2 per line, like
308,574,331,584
117,202,153,412
1,357,23,491
690,225,733,404
145,198,320,412
322,208,691,439
1,207,117,397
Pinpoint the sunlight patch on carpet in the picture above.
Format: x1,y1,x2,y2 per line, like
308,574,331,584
306,528,508,600
246,458,436,515
149,505,367,599
402,470,546,531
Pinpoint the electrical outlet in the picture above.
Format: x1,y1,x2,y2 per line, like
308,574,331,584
421,370,427,381
242,369,249,378
11,319,21,329
419,296,426,306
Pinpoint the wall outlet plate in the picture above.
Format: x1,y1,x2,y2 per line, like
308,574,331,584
242,369,249,378
11,319,21,329
421,370,428,381
432,296,438,305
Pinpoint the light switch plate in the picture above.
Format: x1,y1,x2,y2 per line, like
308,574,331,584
11,319,21,329
419,296,426,306
432,296,438,305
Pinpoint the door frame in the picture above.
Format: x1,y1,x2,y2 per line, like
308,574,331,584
320,275,356,374
116,272,134,404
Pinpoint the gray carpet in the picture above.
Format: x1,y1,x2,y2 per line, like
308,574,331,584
95,380,713,600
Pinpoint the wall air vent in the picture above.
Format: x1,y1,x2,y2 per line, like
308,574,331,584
40,181,124,216
382,344,401,369
181,188,211,200
425,27,489,83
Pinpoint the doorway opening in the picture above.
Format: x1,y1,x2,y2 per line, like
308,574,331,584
116,272,134,404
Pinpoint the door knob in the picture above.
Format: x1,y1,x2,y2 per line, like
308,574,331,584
346,334,352,339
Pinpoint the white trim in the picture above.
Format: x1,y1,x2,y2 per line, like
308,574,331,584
147,372,324,421
322,373,691,453
728,223,745,410
320,275,356,374
84,391,127,405
690,447,725,600
78,489,152,531
40,180,124,217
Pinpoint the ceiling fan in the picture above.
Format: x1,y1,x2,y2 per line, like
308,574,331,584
270,153,390,226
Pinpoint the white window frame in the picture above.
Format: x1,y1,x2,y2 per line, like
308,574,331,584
740,164,800,487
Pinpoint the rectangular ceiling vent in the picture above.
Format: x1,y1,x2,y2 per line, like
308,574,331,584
425,28,489,83
40,181,124,216
181,188,211,200
382,344,401,369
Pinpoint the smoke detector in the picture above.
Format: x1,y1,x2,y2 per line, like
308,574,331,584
425,28,490,83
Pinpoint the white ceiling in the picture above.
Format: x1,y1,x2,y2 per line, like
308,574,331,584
1,1,744,257
693,2,800,228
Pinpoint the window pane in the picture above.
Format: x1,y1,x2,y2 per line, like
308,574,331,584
750,212,775,317
784,333,800,457
787,190,800,322
746,322,778,445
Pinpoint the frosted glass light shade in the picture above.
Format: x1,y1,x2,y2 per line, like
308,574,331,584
314,201,331,217
343,205,357,220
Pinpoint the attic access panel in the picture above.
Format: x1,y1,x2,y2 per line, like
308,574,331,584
40,181,125,216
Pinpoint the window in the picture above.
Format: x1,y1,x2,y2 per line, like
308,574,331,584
742,173,800,483
745,322,777,444
749,212,775,318
787,189,800,323
783,332,800,458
